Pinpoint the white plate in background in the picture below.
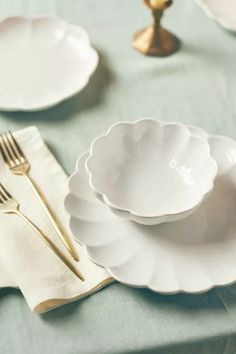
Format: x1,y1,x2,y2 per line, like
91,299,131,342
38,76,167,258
0,16,98,111
196,0,236,31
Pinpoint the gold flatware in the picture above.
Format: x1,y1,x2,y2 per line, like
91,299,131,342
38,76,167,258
0,131,79,262
0,183,84,281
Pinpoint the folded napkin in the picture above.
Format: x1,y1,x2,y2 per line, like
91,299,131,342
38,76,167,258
0,127,112,313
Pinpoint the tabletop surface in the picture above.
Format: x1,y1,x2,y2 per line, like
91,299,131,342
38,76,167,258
1,0,236,353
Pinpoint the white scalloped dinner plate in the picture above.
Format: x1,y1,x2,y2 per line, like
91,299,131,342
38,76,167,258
65,125,236,294
196,0,236,31
0,16,98,111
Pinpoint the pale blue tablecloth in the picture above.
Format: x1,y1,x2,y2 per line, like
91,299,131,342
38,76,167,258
1,0,236,353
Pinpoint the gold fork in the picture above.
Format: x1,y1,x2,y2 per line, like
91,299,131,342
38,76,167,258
0,131,79,261
0,183,84,280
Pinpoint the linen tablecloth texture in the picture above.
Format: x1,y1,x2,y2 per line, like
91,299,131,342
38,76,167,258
0,127,111,313
1,0,236,353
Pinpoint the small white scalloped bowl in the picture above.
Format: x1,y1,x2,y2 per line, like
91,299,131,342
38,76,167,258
86,119,218,225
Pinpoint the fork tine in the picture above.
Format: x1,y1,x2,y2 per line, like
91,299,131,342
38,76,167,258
8,131,25,159
0,190,4,203
2,133,20,164
0,183,12,200
0,137,13,168
1,134,18,166
0,184,8,201
7,131,26,163
0,190,6,202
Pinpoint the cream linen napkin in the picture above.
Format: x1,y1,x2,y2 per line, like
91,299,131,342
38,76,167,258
0,127,112,313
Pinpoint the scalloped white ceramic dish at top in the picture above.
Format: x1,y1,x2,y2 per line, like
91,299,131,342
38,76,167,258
196,0,236,31
0,16,98,111
65,124,236,294
86,119,217,225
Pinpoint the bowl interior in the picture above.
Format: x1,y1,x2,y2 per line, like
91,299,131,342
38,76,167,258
88,120,216,217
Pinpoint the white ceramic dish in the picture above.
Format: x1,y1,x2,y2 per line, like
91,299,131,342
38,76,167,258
65,125,236,294
86,119,217,225
196,0,236,31
0,16,98,111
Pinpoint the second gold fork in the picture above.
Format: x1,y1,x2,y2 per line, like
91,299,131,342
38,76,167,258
0,182,84,280
0,131,79,262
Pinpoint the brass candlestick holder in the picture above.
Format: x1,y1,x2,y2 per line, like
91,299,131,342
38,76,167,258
133,0,180,57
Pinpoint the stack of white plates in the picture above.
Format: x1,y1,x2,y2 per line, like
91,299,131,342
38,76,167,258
65,119,236,294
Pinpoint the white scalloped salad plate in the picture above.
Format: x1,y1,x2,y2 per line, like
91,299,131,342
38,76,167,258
0,16,98,111
65,124,236,294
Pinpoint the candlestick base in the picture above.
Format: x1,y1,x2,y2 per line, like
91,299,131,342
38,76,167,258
133,25,180,57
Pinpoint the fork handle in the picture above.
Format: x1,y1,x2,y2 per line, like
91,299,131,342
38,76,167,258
15,210,84,281
23,173,79,262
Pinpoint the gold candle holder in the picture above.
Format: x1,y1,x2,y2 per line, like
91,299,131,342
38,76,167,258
133,0,180,57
